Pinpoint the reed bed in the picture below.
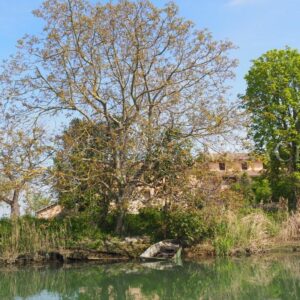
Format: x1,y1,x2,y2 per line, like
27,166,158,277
0,217,82,260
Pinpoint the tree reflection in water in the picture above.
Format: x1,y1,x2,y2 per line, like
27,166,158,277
1,254,300,299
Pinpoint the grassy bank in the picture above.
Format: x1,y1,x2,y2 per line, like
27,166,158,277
110,206,300,258
0,206,300,263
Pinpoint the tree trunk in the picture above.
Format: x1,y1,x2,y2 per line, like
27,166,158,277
287,142,298,212
114,187,131,235
115,209,125,235
11,190,20,218
98,199,110,229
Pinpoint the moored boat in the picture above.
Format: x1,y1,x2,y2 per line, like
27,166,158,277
140,240,182,262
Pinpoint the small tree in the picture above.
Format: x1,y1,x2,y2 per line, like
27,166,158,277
0,127,49,217
53,119,114,221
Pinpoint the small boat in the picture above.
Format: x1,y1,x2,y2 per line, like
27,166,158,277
140,240,182,263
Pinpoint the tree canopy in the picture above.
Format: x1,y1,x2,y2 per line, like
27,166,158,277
244,48,300,210
1,0,238,227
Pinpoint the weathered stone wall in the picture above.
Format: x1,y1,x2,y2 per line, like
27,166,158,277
208,160,264,176
37,205,63,219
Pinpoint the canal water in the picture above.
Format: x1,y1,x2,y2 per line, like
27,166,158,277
1,253,300,299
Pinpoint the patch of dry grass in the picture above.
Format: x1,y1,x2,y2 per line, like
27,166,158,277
277,213,300,241
213,210,278,256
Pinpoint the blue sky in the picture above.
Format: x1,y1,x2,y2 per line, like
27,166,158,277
1,0,300,97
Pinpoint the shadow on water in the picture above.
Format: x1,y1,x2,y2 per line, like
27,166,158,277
1,253,300,299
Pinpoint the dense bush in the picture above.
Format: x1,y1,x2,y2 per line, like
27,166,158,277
105,208,212,243
124,208,165,240
166,210,209,243
252,178,272,203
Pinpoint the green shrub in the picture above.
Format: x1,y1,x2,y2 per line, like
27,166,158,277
104,208,210,243
252,178,272,203
124,208,165,239
166,210,208,243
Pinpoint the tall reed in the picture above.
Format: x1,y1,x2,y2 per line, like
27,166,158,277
0,217,68,260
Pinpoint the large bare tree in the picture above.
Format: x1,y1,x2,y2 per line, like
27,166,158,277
1,0,238,231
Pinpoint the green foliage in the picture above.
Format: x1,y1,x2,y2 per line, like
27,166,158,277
123,208,165,240
61,215,105,248
213,236,235,257
268,171,300,210
231,173,255,203
54,119,111,213
54,120,195,234
212,220,235,256
104,208,210,243
244,48,300,153
26,193,53,214
231,174,273,205
0,217,66,257
166,210,208,243
252,178,272,203
244,48,300,210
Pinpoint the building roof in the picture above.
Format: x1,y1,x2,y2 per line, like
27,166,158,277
35,203,59,214
207,153,259,162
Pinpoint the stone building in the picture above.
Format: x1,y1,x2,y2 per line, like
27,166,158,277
206,153,264,187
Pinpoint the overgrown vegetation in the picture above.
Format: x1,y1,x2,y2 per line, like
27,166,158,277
0,216,105,260
0,0,300,262
0,188,298,260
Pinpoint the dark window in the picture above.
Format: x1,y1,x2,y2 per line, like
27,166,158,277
219,162,226,171
241,162,248,170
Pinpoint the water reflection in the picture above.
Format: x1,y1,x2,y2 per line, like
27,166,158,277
1,254,300,299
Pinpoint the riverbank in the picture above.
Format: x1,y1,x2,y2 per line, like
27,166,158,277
1,208,300,266
185,240,300,260
0,216,152,266
0,236,151,266
3,236,300,267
